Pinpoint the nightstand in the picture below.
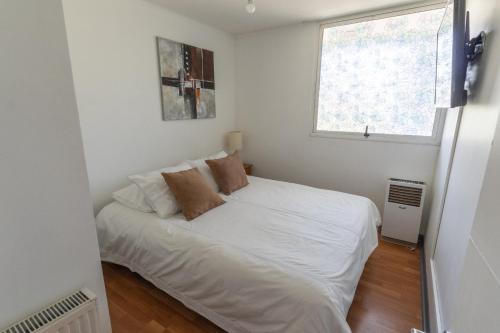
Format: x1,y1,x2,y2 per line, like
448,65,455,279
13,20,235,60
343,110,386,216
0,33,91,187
243,163,253,176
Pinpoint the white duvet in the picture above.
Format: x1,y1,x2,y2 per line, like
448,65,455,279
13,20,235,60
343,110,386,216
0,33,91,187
96,176,381,333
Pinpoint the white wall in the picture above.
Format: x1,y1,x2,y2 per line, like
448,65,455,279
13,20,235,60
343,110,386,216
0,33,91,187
450,0,500,329
424,108,461,258
426,0,500,331
62,0,236,212
452,113,500,333
424,107,461,333
0,0,111,331
432,102,498,326
235,23,439,222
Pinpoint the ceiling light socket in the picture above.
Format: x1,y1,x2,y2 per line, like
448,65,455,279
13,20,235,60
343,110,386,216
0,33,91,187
246,0,256,14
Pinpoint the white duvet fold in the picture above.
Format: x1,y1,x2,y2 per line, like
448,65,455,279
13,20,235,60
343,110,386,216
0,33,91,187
96,176,380,333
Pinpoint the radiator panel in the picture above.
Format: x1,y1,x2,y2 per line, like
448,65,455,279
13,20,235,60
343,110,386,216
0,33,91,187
1,289,98,333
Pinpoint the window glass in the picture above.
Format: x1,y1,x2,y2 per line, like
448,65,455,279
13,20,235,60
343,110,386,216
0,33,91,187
316,9,444,137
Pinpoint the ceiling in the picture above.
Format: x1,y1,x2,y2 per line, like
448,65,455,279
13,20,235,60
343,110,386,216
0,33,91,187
149,0,423,34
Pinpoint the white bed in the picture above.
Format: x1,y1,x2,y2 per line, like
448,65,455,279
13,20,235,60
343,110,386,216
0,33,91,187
96,176,381,333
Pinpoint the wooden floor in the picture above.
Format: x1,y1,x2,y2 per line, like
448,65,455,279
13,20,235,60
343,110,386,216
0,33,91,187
103,236,421,333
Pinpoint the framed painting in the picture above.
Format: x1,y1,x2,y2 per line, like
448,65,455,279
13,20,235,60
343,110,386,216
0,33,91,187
156,37,216,120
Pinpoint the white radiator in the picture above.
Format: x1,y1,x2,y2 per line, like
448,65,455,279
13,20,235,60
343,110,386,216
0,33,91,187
1,289,98,333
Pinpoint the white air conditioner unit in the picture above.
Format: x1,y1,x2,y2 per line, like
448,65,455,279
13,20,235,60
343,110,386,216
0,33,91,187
381,178,426,244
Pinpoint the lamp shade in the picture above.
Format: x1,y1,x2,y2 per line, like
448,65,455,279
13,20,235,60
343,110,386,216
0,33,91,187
227,131,243,152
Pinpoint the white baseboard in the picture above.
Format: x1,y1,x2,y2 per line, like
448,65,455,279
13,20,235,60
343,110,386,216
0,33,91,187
426,258,443,333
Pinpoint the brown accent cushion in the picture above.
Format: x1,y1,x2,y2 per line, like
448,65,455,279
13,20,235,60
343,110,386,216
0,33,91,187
162,168,225,221
205,152,249,195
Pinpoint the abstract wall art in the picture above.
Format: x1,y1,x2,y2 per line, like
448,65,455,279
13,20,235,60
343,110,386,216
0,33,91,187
156,37,216,120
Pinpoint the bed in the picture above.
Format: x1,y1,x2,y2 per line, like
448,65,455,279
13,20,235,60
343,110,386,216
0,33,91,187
96,176,381,333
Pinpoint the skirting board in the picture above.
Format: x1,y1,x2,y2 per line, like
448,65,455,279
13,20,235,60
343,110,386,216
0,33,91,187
419,239,429,332
426,257,444,333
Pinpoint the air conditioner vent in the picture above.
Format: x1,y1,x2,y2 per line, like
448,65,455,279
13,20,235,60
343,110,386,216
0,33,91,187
389,178,425,185
388,184,423,207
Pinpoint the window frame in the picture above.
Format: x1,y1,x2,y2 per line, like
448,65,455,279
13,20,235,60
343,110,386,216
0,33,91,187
312,1,448,145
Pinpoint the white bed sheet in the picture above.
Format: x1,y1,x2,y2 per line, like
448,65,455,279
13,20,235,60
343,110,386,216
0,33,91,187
96,176,381,333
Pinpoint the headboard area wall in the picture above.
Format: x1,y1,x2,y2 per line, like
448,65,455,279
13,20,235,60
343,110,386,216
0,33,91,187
62,0,236,212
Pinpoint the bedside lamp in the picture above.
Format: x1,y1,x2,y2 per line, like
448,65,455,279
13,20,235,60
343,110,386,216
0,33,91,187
227,131,252,175
226,131,243,154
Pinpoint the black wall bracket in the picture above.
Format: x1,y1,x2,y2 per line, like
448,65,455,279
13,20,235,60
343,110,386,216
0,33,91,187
465,31,486,63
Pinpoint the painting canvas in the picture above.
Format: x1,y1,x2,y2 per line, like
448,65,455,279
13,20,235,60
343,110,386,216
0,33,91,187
157,37,216,120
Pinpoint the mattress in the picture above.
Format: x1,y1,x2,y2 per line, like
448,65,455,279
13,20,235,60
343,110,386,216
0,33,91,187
96,176,381,333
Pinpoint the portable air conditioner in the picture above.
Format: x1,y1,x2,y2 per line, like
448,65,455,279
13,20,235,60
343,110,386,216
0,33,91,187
381,178,426,244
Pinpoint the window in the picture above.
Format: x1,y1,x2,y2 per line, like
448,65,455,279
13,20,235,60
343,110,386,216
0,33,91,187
314,6,446,144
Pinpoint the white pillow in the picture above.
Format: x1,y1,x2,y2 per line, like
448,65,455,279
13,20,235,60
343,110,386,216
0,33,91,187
129,162,191,218
112,184,153,213
187,151,228,193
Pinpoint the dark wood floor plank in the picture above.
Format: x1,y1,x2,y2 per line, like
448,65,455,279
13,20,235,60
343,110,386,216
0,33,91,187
103,236,421,333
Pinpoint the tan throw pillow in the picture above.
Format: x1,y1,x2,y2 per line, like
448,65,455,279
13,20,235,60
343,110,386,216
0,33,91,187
162,168,225,221
205,152,249,195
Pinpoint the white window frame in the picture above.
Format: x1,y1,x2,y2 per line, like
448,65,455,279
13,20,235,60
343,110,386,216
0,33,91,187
311,1,447,145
